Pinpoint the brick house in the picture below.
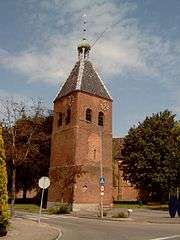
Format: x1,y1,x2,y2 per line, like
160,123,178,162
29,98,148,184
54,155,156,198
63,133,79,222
48,38,113,211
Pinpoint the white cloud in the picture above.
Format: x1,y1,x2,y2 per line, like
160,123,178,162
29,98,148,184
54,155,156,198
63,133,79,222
0,0,179,91
0,89,30,103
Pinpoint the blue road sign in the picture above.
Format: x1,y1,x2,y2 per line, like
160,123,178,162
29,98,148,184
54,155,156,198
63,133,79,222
99,176,105,186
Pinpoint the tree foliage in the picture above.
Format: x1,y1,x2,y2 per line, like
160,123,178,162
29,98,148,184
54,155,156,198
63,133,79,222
0,127,9,227
0,97,51,214
122,110,180,199
13,114,52,200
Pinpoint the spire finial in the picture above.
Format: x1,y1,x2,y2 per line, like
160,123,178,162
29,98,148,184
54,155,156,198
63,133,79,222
77,14,91,60
82,14,87,39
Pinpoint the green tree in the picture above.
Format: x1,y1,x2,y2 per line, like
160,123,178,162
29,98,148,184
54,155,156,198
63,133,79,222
0,126,8,235
0,97,48,216
122,110,180,200
14,114,52,201
171,121,180,195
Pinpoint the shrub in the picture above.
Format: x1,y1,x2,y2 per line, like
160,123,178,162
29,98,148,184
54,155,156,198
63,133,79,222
112,211,128,218
103,212,107,217
0,127,9,236
48,204,71,214
98,211,107,218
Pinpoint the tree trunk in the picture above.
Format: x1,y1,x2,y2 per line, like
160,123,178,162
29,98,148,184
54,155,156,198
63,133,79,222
10,167,16,217
23,187,27,202
177,187,179,199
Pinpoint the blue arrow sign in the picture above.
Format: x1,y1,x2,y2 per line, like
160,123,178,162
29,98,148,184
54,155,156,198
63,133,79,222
99,176,105,186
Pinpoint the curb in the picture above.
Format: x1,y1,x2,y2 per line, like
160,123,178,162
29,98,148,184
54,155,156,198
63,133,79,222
70,214,133,222
52,227,62,240
69,214,180,224
16,215,63,240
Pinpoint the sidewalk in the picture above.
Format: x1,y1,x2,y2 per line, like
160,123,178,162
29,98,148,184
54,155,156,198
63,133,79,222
71,208,180,224
1,218,60,240
131,208,180,224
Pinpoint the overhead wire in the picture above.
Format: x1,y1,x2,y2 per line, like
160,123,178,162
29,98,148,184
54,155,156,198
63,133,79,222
91,18,122,48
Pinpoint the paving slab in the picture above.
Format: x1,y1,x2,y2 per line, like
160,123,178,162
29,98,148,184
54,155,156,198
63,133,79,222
1,218,60,240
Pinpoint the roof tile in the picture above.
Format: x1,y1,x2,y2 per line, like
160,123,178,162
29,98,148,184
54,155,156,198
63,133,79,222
55,60,112,101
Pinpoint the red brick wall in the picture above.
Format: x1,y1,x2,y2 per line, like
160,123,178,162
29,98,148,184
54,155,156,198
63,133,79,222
112,138,139,201
48,91,113,207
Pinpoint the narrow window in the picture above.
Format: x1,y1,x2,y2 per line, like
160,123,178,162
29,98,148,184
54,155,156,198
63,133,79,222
58,112,63,126
93,149,96,159
98,112,104,126
66,109,71,124
86,108,92,122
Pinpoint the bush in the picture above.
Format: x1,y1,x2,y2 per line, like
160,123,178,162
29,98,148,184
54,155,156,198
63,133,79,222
103,212,107,217
112,212,128,218
48,204,71,214
0,127,9,236
98,211,107,218
0,219,8,237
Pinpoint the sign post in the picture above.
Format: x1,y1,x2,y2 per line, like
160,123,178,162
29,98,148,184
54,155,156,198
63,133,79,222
99,176,105,219
38,176,50,223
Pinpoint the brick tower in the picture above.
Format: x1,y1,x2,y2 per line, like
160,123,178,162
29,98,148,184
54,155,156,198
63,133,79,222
48,37,113,211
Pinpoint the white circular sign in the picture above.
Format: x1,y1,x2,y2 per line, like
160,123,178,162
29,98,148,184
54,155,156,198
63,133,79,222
38,176,50,189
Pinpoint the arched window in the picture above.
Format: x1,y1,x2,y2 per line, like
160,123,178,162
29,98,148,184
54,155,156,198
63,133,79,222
66,109,71,124
58,112,63,126
86,108,92,122
98,112,104,126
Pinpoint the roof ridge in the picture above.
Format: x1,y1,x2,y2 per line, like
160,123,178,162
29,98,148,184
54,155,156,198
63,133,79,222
76,58,84,90
91,63,112,100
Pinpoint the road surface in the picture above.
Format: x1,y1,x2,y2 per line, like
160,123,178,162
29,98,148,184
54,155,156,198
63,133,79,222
17,212,180,240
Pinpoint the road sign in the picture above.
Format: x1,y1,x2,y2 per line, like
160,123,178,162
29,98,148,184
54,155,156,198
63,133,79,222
100,192,104,196
100,185,105,192
99,176,105,186
38,176,50,223
38,176,50,189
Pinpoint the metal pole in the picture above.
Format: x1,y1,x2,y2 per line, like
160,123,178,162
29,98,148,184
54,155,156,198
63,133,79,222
38,188,44,223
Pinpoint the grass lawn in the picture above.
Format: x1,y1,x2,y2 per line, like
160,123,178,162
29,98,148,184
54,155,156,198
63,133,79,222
9,204,41,213
113,203,168,211
9,202,168,214
113,203,143,209
145,203,168,211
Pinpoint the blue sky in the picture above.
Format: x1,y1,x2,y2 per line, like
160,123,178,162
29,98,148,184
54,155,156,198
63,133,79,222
0,0,180,136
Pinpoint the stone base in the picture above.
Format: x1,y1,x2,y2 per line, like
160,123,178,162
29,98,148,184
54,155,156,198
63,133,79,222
47,201,113,212
72,203,99,212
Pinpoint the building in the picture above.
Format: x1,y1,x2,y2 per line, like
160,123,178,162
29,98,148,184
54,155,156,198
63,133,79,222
112,138,139,201
48,38,113,211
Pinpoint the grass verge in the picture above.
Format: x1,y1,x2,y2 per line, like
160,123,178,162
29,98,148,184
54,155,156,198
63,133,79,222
9,204,40,213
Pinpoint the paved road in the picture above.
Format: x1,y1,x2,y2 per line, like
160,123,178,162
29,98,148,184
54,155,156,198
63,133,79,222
45,217,180,240
18,212,180,240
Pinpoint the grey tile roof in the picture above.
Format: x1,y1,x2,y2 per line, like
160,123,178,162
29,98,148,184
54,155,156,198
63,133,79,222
55,60,112,101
